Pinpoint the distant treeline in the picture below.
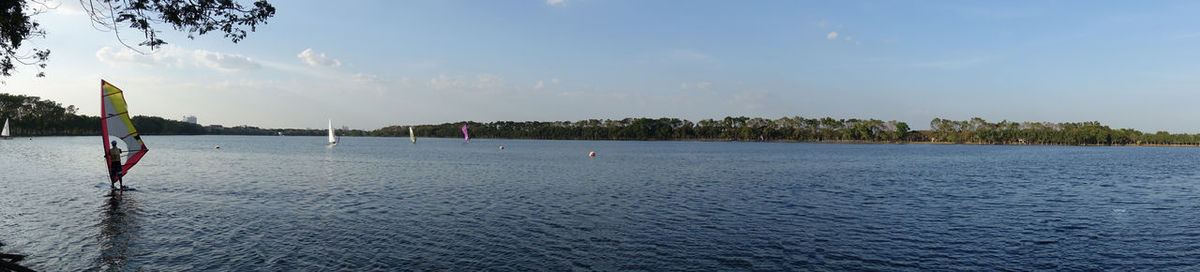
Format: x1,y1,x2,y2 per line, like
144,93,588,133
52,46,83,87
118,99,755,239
5,93,1200,146
388,117,1200,146
382,117,912,141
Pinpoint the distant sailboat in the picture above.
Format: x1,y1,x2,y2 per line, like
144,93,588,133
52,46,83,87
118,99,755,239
462,124,470,143
409,126,416,144
328,119,338,145
1,118,9,139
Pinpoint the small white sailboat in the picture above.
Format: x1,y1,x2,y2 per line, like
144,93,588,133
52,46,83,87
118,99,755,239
1,118,9,139
328,119,338,145
409,126,416,144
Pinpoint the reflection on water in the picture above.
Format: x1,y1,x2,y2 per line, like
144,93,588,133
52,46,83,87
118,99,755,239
96,190,140,271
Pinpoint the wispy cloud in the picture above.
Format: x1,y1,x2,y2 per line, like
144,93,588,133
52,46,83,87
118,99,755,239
669,49,710,60
910,56,992,69
534,80,545,89
95,46,186,67
1172,32,1200,40
826,31,839,40
546,0,565,6
680,81,712,90
97,45,261,71
429,73,506,93
195,50,261,71
39,0,85,15
297,48,342,67
730,90,768,110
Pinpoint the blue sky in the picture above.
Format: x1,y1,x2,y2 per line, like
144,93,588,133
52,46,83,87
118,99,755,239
6,0,1200,132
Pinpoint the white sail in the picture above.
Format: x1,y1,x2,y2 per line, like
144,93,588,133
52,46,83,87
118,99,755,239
1,118,9,137
409,126,415,143
328,119,337,144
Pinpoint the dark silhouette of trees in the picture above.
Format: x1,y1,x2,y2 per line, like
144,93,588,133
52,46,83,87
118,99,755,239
7,93,1200,146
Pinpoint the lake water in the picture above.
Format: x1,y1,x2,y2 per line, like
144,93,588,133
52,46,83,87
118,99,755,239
3,136,1200,270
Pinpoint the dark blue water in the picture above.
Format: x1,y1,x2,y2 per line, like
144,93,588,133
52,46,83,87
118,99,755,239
3,136,1200,270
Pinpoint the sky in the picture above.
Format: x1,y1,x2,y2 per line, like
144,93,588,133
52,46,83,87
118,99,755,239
6,0,1200,132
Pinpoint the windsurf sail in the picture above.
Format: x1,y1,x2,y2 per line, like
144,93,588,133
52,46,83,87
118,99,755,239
1,118,9,137
328,119,338,144
409,126,416,143
101,80,148,182
462,124,469,143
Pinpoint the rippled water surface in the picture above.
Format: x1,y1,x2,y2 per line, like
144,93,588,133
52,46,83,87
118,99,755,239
4,136,1200,270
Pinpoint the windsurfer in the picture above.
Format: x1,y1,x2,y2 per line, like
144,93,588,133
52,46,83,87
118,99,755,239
108,141,123,188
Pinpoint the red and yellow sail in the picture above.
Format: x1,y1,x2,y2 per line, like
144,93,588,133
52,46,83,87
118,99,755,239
101,80,148,182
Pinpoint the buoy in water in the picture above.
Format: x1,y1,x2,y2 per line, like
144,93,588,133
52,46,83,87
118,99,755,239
588,151,596,157
215,145,221,149
499,145,505,150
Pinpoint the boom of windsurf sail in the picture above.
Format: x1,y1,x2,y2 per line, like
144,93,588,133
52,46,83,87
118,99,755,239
101,80,148,182
462,124,469,143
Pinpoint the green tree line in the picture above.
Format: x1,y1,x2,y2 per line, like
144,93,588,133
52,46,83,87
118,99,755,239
377,117,913,142
8,93,1200,146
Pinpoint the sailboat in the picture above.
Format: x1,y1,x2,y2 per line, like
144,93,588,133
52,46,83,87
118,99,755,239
409,126,416,144
328,119,338,145
1,118,10,139
462,124,470,143
101,80,149,185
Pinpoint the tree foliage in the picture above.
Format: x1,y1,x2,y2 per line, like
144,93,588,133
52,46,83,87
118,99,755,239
375,117,914,142
8,93,1200,146
0,0,275,78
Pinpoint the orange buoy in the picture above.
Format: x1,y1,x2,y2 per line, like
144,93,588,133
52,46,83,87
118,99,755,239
499,145,505,150
588,151,596,157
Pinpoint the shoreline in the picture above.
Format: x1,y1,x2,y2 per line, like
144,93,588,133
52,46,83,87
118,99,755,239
17,134,1200,148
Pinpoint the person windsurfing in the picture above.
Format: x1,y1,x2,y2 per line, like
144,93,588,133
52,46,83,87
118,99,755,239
108,140,123,188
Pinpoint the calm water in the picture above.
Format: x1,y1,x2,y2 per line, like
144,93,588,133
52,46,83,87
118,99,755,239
3,136,1200,270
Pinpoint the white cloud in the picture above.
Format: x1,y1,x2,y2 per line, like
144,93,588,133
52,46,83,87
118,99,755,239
547,0,565,6
297,48,342,67
534,80,545,89
95,46,185,67
474,74,505,89
194,50,261,71
42,0,85,15
429,74,467,90
680,81,711,90
429,73,506,92
826,32,839,40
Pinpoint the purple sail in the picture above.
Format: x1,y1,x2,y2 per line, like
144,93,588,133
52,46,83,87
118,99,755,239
462,124,470,143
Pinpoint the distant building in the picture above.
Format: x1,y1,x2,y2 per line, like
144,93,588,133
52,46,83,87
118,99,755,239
182,115,198,124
